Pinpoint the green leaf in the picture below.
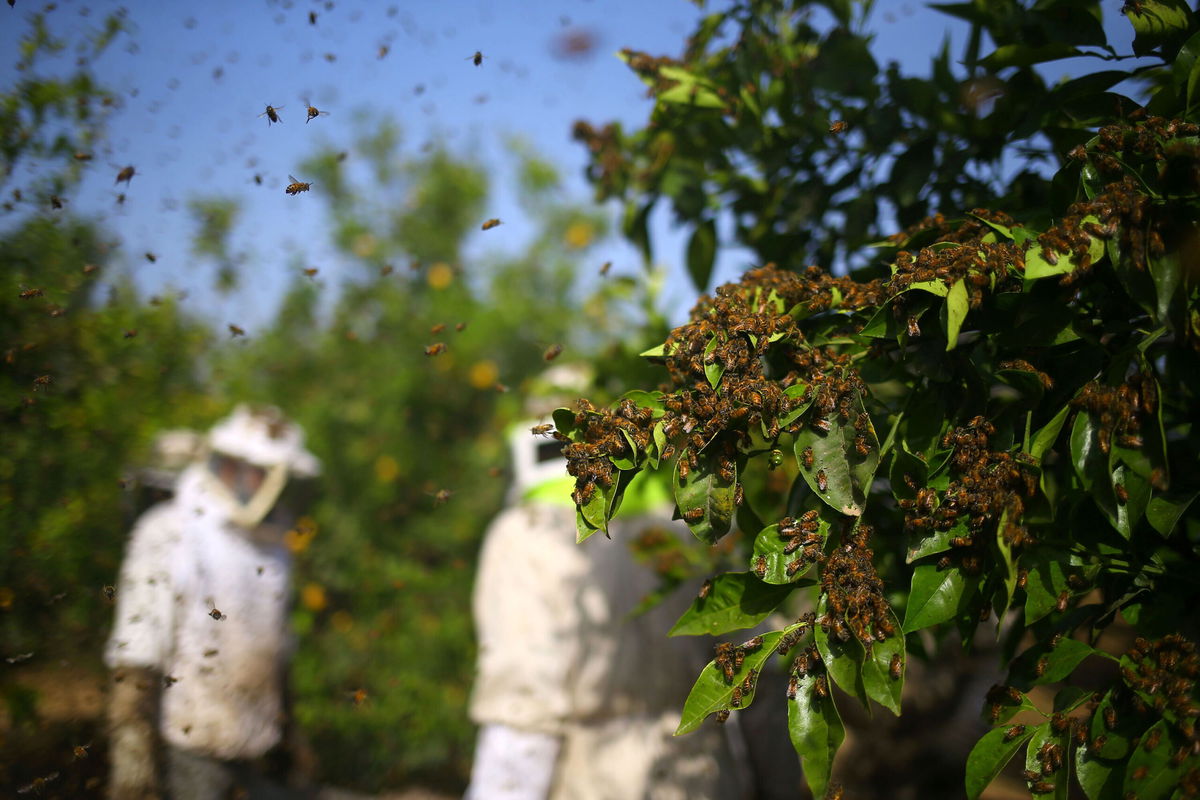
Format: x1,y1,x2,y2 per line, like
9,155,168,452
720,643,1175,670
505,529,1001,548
859,611,904,715
1011,638,1101,687
668,572,800,637
1024,724,1069,799
1029,404,1070,461
703,334,724,390
576,507,602,544
1075,744,1124,800
1071,411,1122,537
686,219,717,292
965,724,1036,800
1126,0,1194,56
944,279,969,351
814,597,869,711
639,343,666,359
676,622,807,735
1024,550,1068,625
552,406,577,437
1123,720,1183,800
656,65,726,108
1088,690,1133,760
788,674,844,800
903,562,978,632
794,395,879,516
906,518,966,564
1146,490,1197,536
750,518,830,584
673,454,735,544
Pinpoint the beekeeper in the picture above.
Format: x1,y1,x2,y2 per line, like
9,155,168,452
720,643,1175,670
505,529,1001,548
105,405,321,800
464,375,754,800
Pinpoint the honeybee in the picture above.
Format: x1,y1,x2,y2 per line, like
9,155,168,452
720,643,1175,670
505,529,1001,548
455,322,467,331
303,268,319,278
829,120,848,134
350,688,368,706
163,674,179,687
468,50,484,66
801,447,814,468
530,423,555,437
378,45,390,59
425,342,447,357
684,507,706,523
543,343,563,361
752,555,767,577
74,151,92,161
83,263,99,275
50,195,63,209
285,175,311,195
308,10,317,24
432,488,454,506
599,261,612,276
1114,482,1128,504
19,287,43,299
816,469,828,493
259,104,284,125
854,435,871,456
481,218,501,230
145,251,157,263
102,585,116,601
32,374,52,388
697,579,712,600
209,608,226,620
228,324,245,337
123,329,138,339
115,165,136,185
715,708,730,723
889,652,902,680
304,102,329,124
430,323,446,334
811,416,831,433
380,264,394,276
72,743,92,760
787,673,798,699
814,675,828,698
1004,724,1025,742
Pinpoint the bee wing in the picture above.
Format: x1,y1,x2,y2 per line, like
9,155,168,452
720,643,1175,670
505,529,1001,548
288,175,299,183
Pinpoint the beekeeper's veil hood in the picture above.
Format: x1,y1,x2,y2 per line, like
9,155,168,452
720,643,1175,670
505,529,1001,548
202,404,321,529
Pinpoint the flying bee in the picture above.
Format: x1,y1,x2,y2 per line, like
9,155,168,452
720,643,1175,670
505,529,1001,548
378,45,390,59
889,653,902,680
455,322,467,331
259,104,284,125
228,324,245,337
543,343,563,361
102,585,116,601
115,164,136,185
425,342,447,357
380,264,394,276
304,102,329,124
50,195,63,209
209,608,226,621
285,175,311,195
432,488,454,506
74,151,92,161
599,261,612,276
72,743,92,760
801,447,814,469
816,469,828,493
123,329,138,339
468,50,484,66
828,120,848,134
303,268,319,278
308,10,317,24
19,288,43,299
145,251,157,263
530,423,555,437
481,218,501,230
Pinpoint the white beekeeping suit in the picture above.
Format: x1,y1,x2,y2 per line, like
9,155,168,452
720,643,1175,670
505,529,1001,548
105,405,321,800
465,421,752,800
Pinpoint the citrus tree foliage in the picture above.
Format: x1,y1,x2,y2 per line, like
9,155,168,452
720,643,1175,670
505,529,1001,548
559,1,1200,797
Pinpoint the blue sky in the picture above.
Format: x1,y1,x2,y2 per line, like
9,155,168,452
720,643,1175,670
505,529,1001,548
0,0,1142,332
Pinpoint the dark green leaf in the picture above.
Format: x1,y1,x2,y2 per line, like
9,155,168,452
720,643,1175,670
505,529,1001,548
859,612,904,715
1123,720,1182,800
1126,0,1194,56
794,394,879,516
944,279,969,351
1011,638,1102,687
1024,724,1069,799
1024,549,1068,625
1147,490,1197,536
788,674,844,800
1029,404,1070,461
981,43,1082,69
1075,744,1124,800
673,453,735,544
676,623,806,735
668,572,800,637
903,562,978,632
965,724,1036,800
